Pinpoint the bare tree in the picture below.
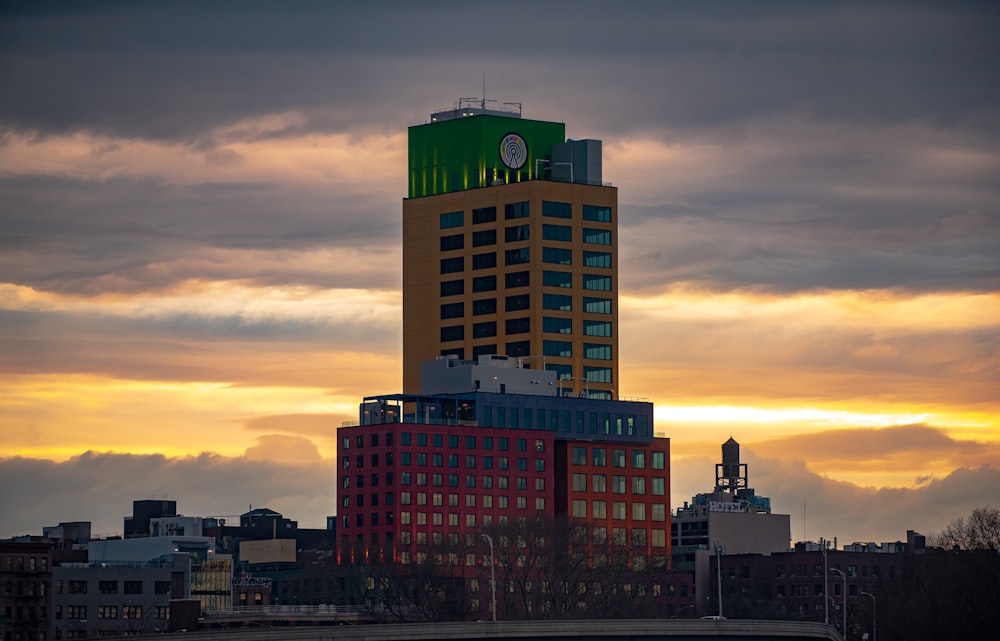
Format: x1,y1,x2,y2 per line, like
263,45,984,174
931,506,1000,551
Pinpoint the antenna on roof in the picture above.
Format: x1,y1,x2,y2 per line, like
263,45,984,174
482,72,486,110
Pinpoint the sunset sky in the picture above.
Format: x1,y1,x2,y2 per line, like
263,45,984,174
1,2,998,544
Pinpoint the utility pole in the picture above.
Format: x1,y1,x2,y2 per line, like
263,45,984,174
821,537,829,626
713,539,725,618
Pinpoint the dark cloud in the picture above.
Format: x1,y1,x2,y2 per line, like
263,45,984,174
2,449,995,544
671,450,1000,545
0,309,400,385
0,451,337,539
0,175,402,295
2,3,997,140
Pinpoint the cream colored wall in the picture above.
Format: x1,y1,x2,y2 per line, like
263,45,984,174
239,538,296,564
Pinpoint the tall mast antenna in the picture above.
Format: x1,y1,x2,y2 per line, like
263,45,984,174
482,72,486,110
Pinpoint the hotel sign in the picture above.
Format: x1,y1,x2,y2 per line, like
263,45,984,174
709,501,748,513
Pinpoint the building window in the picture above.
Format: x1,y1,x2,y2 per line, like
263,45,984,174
583,251,611,268
441,302,464,319
472,229,496,247
572,473,587,491
546,363,571,380
583,205,612,222
154,581,171,595
505,247,530,265
473,321,497,338
572,447,587,465
543,270,572,288
505,294,530,312
583,274,611,291
473,344,497,359
633,528,647,546
506,340,530,357
585,366,613,383
633,451,646,469
473,275,496,292
441,325,464,342
440,233,464,251
652,451,665,470
505,271,529,288
505,224,530,242
543,340,572,358
542,293,572,311
99,581,118,594
505,201,530,219
583,228,611,244
543,247,572,265
440,279,464,297
441,257,464,274
592,500,607,519
542,224,572,241
584,343,612,360
583,297,611,314
505,317,530,334
473,298,497,316
584,320,612,337
652,503,666,521
633,477,646,495
440,211,464,229
473,252,497,270
652,477,666,495
543,317,572,334
123,605,142,620
612,475,626,493
473,206,497,224
592,448,607,466
613,501,626,520
543,201,572,218
633,503,647,521
572,500,587,518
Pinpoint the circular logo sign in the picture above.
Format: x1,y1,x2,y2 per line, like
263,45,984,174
499,133,528,170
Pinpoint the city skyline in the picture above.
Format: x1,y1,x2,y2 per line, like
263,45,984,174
1,2,998,543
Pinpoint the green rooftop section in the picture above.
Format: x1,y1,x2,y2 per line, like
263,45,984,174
408,115,566,199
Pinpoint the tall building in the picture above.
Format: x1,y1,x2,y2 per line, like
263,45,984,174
403,101,617,399
337,100,671,619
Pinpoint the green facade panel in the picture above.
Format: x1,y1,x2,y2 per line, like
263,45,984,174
408,115,566,198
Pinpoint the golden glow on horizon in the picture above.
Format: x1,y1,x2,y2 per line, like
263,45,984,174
621,287,1000,331
0,374,358,461
2,251,996,494
0,280,402,323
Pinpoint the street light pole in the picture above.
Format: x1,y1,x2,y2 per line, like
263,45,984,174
862,591,875,641
481,533,497,622
820,537,829,626
713,538,724,619
830,568,846,638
